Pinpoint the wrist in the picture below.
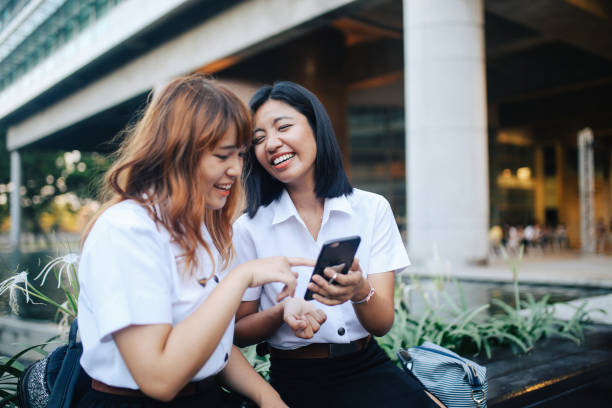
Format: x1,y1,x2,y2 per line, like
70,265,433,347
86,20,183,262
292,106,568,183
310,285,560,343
350,278,371,302
351,280,375,305
276,300,289,319
234,264,253,290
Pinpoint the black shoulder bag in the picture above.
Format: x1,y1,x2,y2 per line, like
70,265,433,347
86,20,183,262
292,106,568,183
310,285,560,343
17,320,90,408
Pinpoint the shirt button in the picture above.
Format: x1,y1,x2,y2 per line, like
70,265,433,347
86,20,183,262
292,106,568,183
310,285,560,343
337,327,346,336
224,352,228,361
214,275,219,283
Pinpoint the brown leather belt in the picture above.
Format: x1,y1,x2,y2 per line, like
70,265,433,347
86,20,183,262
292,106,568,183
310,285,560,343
270,335,371,359
91,376,217,398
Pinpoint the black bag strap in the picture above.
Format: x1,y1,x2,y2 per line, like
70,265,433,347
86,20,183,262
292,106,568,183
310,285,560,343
68,319,78,346
48,319,84,408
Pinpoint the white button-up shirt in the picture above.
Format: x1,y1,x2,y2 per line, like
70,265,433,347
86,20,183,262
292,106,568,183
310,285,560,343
234,188,410,350
78,200,233,388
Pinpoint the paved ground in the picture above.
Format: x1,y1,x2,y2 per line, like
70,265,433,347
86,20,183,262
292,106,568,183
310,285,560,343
408,252,612,287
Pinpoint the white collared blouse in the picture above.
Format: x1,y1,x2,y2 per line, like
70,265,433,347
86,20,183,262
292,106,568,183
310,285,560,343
78,200,234,389
234,188,410,350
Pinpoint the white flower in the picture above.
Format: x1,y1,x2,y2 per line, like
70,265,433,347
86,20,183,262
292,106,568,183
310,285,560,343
0,271,30,314
34,253,80,288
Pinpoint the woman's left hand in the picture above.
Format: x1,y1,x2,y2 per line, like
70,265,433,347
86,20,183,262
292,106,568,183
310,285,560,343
308,258,371,306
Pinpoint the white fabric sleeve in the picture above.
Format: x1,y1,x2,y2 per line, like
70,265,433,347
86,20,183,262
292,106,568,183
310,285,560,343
232,219,261,301
368,197,411,275
79,217,173,339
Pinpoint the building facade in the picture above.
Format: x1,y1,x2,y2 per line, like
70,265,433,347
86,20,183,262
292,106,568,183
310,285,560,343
2,0,611,265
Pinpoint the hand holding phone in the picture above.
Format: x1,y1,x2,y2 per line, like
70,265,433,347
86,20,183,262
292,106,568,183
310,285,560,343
304,236,361,300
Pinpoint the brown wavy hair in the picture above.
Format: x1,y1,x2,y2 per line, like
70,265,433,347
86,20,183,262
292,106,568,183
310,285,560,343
82,75,251,275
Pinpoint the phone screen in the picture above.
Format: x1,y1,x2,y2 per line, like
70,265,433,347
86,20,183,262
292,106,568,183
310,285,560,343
304,235,361,300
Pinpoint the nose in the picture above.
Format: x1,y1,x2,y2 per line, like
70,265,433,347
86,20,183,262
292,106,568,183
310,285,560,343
226,154,242,177
266,134,283,153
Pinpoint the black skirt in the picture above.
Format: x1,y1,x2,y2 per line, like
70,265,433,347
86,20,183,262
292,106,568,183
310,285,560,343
75,380,229,408
269,340,438,408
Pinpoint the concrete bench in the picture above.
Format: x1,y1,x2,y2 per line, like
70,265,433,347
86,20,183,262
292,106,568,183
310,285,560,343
481,325,612,407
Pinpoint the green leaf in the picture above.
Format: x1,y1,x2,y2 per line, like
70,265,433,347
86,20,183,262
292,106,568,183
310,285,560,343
491,298,518,317
0,343,47,377
494,332,529,353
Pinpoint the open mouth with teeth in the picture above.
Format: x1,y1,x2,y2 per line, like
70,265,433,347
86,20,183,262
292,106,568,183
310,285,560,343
271,153,296,168
213,183,232,196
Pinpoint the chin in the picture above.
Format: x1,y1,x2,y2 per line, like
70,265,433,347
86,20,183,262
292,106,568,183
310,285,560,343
205,199,227,210
268,169,298,184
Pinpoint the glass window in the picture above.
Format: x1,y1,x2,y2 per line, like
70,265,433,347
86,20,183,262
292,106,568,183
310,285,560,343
349,106,406,234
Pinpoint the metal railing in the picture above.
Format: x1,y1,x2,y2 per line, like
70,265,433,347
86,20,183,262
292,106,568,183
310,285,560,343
0,0,30,33
0,0,123,92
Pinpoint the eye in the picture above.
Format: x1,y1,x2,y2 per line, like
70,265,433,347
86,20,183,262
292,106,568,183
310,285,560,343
238,151,248,159
278,124,292,132
214,154,229,161
253,134,265,145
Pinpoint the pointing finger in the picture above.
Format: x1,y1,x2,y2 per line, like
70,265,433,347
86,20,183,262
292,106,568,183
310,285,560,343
287,257,316,267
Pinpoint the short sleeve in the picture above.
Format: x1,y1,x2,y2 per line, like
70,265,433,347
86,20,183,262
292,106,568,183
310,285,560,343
78,214,173,339
232,217,261,301
368,198,410,275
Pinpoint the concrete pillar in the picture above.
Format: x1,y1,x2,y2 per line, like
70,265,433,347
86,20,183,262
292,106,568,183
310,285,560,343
578,128,595,254
404,0,489,264
9,150,21,252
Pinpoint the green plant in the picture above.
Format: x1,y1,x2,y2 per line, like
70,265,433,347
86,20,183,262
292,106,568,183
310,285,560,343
378,246,599,361
240,345,271,381
0,254,79,407
378,277,495,359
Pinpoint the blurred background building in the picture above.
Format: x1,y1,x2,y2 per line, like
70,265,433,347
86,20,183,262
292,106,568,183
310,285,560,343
1,0,612,266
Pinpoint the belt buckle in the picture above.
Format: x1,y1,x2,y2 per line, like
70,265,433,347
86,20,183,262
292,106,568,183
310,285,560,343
329,341,359,358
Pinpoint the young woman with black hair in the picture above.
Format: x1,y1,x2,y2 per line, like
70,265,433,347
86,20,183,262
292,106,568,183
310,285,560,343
76,76,313,407
233,81,442,407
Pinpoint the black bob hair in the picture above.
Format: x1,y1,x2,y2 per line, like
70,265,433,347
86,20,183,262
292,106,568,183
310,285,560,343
244,81,352,217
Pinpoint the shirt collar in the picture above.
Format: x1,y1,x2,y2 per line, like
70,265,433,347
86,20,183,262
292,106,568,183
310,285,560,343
271,189,299,225
271,189,353,226
324,194,353,216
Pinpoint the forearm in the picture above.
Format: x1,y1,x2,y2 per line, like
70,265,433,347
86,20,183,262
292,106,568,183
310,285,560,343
115,267,250,400
218,346,283,407
353,291,395,336
352,274,395,336
234,302,285,347
161,270,249,379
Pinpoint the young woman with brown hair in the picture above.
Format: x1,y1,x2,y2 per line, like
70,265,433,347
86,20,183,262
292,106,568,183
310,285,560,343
76,75,311,407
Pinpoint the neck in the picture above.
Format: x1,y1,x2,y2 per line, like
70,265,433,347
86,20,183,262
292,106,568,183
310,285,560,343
286,178,324,240
287,183,322,214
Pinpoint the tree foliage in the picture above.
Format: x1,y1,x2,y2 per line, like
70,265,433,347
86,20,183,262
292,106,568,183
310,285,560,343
0,134,109,237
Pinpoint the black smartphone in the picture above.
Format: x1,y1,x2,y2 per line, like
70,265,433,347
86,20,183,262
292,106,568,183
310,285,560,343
304,236,361,300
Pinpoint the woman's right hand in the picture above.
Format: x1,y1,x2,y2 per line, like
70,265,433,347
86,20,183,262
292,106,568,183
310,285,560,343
283,297,327,339
241,257,315,301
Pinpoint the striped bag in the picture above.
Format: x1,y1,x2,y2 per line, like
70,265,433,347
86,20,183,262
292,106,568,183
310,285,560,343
397,342,487,408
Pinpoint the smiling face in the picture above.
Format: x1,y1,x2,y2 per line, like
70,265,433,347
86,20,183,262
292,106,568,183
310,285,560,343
199,126,245,209
252,99,317,191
